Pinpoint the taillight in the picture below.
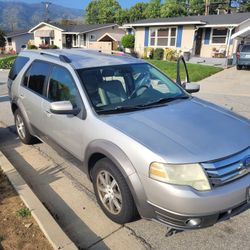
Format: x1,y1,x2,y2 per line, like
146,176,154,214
236,52,240,59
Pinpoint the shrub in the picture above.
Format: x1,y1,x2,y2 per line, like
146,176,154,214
121,34,135,49
27,44,38,50
164,48,178,61
153,48,164,60
0,56,17,69
144,47,154,59
49,45,59,49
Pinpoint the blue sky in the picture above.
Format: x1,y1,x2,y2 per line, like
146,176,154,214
3,0,150,9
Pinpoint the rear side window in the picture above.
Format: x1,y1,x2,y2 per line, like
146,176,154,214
24,61,50,95
241,45,250,52
9,56,29,80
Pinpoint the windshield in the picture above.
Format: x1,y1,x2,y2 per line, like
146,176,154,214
241,45,250,52
77,63,188,114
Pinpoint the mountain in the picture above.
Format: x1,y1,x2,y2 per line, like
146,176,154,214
0,1,83,32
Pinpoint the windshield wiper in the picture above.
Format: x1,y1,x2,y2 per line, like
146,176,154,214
96,105,141,114
137,95,190,108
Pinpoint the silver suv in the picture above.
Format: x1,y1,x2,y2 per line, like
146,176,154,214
8,49,250,230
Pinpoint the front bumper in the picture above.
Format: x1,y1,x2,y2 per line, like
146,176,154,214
138,174,250,230
147,200,250,230
237,59,250,66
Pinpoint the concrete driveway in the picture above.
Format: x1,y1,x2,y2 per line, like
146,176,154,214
1,67,250,250
195,67,250,119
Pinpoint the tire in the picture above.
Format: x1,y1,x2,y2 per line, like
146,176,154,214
92,158,138,224
14,109,36,145
237,65,242,70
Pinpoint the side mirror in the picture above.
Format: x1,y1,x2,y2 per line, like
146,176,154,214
184,82,200,94
176,56,200,93
50,101,80,115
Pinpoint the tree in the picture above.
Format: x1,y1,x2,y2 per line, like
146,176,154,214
189,0,205,15
0,30,6,49
85,0,121,24
115,9,130,25
129,3,148,22
144,0,161,19
160,0,187,17
85,0,99,24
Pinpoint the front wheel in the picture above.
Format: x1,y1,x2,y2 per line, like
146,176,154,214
237,65,242,70
92,158,138,224
14,109,36,144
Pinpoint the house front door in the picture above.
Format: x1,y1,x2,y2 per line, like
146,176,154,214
195,29,203,56
66,35,72,48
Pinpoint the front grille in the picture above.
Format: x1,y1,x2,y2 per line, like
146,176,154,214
202,148,250,187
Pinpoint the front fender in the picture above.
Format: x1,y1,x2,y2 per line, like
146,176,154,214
84,140,149,217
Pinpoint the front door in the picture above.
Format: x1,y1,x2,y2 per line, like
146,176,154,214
41,64,84,159
195,29,203,56
66,35,72,48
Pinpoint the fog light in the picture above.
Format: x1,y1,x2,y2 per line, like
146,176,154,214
185,218,201,227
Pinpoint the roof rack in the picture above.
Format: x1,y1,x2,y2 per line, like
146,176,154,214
75,48,135,58
39,51,71,63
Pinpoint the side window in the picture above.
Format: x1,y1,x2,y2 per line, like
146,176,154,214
48,65,79,106
9,56,29,81
27,61,50,95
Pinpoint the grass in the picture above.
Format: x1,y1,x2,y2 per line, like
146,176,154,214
0,55,17,69
147,59,223,82
16,207,31,218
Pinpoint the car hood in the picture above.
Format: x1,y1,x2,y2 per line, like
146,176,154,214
100,98,250,164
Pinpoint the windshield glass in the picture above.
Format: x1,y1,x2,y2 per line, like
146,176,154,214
77,63,187,114
241,45,250,52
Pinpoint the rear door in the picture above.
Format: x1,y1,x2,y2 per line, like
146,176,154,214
41,64,85,159
19,60,51,132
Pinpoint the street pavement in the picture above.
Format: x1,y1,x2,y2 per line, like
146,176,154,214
1,67,250,250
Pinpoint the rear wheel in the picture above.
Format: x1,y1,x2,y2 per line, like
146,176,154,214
14,109,36,144
92,158,138,224
237,65,242,70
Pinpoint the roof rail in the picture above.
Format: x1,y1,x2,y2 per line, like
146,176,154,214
39,51,71,63
97,49,134,58
76,48,134,58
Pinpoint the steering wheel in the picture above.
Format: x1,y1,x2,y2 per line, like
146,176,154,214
128,72,150,99
128,84,150,99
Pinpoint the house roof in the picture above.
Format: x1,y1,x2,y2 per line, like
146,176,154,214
124,12,250,27
29,22,118,34
5,30,30,38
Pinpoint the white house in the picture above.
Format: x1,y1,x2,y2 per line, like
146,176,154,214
123,12,250,58
5,30,33,53
29,22,126,50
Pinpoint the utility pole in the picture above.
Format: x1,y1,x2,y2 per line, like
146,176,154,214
205,0,210,15
41,1,52,22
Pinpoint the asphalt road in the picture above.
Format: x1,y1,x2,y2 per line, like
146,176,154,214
1,67,250,250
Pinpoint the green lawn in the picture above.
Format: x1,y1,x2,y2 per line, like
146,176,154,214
0,55,17,69
147,59,223,82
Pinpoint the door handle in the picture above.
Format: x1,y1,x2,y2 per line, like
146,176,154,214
20,94,25,99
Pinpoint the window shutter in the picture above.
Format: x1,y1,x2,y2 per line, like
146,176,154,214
144,27,149,47
176,26,183,48
204,28,211,45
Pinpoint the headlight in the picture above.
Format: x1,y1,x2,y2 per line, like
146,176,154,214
149,162,211,191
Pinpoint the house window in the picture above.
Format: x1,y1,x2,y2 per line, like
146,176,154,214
90,34,96,41
7,38,12,46
149,27,176,47
211,28,228,44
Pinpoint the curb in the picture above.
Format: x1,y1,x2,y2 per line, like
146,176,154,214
0,151,78,250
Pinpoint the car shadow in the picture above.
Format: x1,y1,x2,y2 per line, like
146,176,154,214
0,95,9,103
0,126,109,249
